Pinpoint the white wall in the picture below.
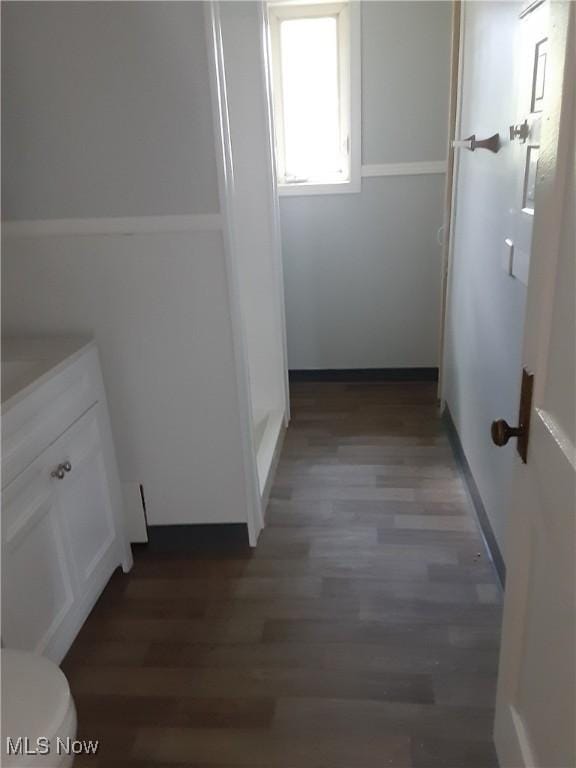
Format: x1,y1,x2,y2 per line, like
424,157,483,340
280,1,452,370
2,230,249,527
442,1,527,552
1,2,252,528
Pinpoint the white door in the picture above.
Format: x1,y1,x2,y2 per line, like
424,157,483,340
494,3,575,766
55,405,119,596
2,448,76,654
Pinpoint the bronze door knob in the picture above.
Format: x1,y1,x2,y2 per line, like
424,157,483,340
491,419,522,447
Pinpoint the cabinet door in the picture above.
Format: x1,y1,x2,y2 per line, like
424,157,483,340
53,404,119,597
2,451,75,654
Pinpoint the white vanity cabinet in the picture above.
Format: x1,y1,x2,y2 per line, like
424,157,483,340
1,338,132,663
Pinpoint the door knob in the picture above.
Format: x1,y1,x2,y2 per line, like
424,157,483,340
491,419,522,446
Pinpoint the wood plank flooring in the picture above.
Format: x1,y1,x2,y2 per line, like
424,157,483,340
63,381,502,767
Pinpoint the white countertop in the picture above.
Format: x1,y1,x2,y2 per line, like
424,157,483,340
1,336,94,408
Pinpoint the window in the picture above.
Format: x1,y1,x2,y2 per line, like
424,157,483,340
268,1,360,195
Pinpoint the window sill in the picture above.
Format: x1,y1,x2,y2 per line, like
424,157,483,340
278,179,361,197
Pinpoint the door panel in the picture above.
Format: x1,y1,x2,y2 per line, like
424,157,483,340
55,405,117,591
2,451,75,653
510,1,548,285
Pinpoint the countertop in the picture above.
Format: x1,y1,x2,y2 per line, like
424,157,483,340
1,336,95,409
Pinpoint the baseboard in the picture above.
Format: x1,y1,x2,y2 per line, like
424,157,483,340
443,406,506,588
144,523,250,554
494,703,535,768
289,367,439,382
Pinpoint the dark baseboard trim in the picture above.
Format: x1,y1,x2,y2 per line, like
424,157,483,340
145,523,250,555
443,406,506,589
289,367,439,382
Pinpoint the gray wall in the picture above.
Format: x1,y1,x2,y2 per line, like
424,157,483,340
362,1,452,164
281,1,452,370
2,1,219,219
281,175,445,368
443,1,526,552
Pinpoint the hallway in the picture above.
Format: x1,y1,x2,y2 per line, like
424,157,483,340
63,382,502,767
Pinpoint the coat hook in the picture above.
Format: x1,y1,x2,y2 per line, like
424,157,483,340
452,133,500,154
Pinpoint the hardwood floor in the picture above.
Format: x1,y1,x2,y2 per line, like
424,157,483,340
63,381,502,767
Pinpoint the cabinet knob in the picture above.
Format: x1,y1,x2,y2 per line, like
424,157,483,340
51,461,72,480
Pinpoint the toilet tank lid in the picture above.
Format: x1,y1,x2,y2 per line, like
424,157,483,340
1,650,73,740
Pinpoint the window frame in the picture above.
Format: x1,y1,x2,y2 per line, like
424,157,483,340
267,0,361,196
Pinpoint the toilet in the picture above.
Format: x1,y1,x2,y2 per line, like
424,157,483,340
1,650,77,767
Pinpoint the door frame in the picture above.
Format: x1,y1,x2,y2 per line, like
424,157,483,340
205,1,264,546
438,0,464,405
258,1,291,426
